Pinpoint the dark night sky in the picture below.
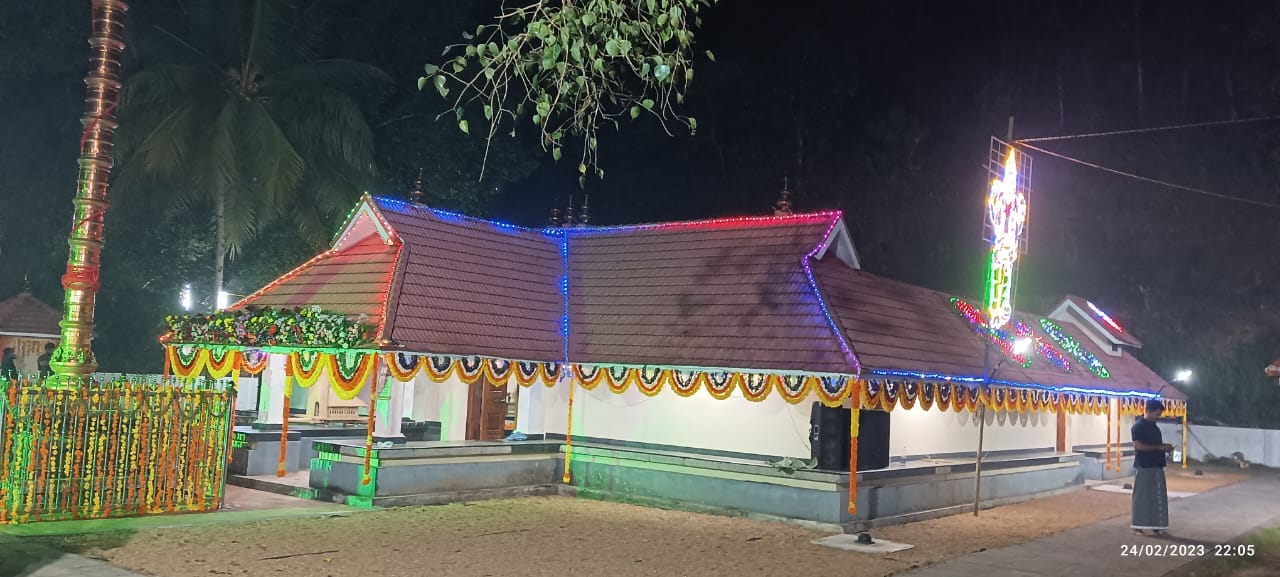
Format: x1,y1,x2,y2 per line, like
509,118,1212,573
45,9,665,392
0,1,1277,424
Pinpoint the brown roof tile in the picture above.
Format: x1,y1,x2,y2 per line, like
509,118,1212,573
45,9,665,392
811,259,1179,399
234,234,397,327
373,198,564,361
0,292,61,337
566,215,852,373
231,196,1177,400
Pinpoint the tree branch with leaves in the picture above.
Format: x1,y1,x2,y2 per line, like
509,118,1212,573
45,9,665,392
421,0,715,184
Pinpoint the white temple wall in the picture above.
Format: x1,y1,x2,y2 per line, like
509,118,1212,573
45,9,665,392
887,406,1057,457
1069,410,1131,448
407,373,469,441
539,377,815,459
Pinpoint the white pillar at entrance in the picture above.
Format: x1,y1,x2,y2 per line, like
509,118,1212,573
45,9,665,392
402,379,417,421
256,353,286,426
516,383,546,436
374,370,406,441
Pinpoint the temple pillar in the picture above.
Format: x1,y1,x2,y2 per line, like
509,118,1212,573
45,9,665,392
516,382,546,436
374,369,405,442
256,353,286,427
402,378,417,420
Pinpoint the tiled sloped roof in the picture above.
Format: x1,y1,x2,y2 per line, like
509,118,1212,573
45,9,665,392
567,214,854,373
812,259,1179,398
233,234,397,328
373,197,564,362
0,292,61,337
811,259,986,377
1002,312,1179,399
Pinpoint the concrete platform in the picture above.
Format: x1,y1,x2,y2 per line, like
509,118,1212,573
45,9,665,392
567,445,1084,528
230,424,370,476
307,439,563,507
231,438,1093,529
1074,443,1137,480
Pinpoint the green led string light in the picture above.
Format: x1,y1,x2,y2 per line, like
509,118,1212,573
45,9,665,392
1039,319,1110,379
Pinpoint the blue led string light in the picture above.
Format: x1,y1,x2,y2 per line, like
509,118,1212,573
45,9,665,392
801,215,862,375
375,196,542,234
558,230,571,361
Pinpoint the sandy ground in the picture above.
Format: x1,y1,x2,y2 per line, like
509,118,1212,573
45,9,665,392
40,470,1244,577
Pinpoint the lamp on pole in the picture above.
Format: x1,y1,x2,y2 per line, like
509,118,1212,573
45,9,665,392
973,336,1031,516
1171,369,1193,469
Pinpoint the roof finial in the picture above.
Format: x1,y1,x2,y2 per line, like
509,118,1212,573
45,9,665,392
410,168,424,204
564,193,576,226
578,193,590,226
774,177,793,216
549,199,562,228
21,274,30,293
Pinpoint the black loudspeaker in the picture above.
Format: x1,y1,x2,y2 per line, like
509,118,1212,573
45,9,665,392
809,403,891,472
858,409,891,471
810,403,850,470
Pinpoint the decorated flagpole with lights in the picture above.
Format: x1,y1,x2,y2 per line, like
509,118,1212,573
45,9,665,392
974,131,1031,516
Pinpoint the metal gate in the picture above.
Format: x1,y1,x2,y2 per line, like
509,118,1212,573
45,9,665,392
0,376,235,524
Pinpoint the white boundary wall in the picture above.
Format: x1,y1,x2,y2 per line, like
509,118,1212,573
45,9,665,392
1158,422,1280,467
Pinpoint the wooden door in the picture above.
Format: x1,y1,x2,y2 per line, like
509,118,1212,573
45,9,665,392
466,379,509,440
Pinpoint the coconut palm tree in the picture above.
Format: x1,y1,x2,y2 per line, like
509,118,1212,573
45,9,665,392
116,0,391,299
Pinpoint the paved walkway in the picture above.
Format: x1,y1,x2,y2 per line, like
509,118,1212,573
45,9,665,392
0,536,145,577
905,475,1280,577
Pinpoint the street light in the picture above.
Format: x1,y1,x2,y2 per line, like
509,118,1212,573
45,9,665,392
180,284,193,312
1174,369,1193,383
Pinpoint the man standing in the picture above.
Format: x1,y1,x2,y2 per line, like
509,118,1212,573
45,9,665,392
0,347,17,381
1131,398,1175,536
37,342,55,377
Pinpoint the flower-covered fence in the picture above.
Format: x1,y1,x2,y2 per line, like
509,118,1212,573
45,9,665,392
0,375,236,524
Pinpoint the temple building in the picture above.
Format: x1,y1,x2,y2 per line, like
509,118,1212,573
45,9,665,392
162,194,1185,528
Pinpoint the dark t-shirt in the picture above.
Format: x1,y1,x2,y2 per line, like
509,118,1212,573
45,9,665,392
1131,418,1166,468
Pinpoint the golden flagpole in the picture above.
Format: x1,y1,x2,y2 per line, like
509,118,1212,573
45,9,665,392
49,0,130,385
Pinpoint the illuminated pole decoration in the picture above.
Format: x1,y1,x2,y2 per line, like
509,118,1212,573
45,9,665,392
50,0,131,384
974,134,1030,517
984,143,1029,330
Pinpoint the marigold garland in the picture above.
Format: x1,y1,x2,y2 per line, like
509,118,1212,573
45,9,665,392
288,351,326,388
205,349,238,379
328,352,376,400
362,371,378,486
849,379,862,515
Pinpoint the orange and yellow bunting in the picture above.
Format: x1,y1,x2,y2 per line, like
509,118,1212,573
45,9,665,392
328,352,378,401
166,346,268,379
571,365,855,407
